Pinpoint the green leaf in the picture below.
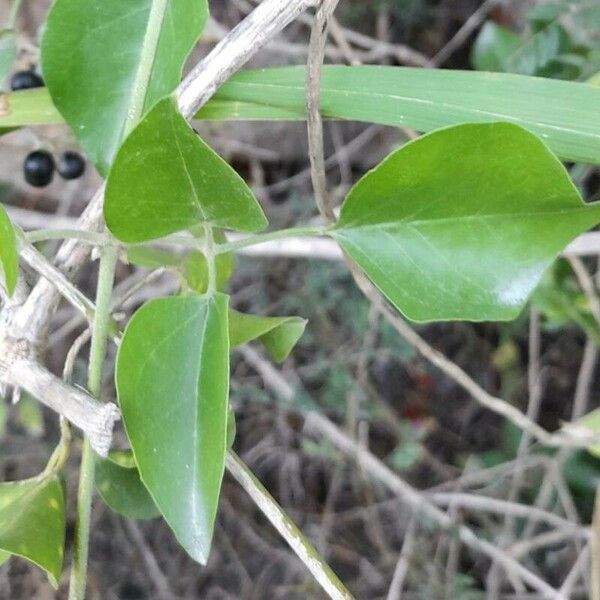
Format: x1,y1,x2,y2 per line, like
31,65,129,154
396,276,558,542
126,247,182,269
199,66,600,165
527,2,570,26
95,451,160,521
0,476,65,587
532,261,600,345
182,251,233,294
0,88,62,127
0,204,18,296
182,231,234,294
229,309,307,363
126,233,234,294
4,67,600,164
5,66,600,164
471,22,521,72
105,97,267,243
508,22,571,76
116,293,230,563
41,0,208,174
330,122,600,322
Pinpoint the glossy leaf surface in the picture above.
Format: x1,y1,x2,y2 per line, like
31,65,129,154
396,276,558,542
0,476,65,587
0,204,17,296
229,309,307,362
4,67,600,164
41,0,208,174
95,451,160,521
105,97,267,243
331,123,600,322
116,293,230,563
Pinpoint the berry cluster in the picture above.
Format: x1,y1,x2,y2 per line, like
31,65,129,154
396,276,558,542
11,69,87,188
23,150,85,187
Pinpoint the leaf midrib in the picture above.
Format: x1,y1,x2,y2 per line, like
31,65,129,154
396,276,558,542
122,0,170,137
189,297,211,543
222,75,600,140
336,203,600,232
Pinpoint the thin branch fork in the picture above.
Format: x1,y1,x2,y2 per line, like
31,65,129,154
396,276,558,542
0,0,320,449
0,353,118,457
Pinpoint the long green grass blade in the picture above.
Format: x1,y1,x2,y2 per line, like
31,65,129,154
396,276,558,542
3,66,600,163
201,67,600,164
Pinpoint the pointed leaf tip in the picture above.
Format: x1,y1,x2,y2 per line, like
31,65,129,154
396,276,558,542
105,97,267,243
41,0,209,174
116,293,230,562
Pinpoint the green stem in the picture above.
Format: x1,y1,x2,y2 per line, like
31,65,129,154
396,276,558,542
23,225,329,257
68,245,118,600
7,0,22,29
67,1,167,595
204,225,217,293
123,0,169,135
25,229,110,246
214,225,328,256
42,419,71,479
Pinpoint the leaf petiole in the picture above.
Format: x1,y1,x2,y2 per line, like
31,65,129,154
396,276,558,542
42,419,71,479
24,228,111,246
68,244,118,600
203,225,217,293
214,224,329,256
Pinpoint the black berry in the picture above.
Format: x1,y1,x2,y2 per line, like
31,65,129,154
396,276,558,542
10,70,44,92
57,151,86,180
23,151,55,188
